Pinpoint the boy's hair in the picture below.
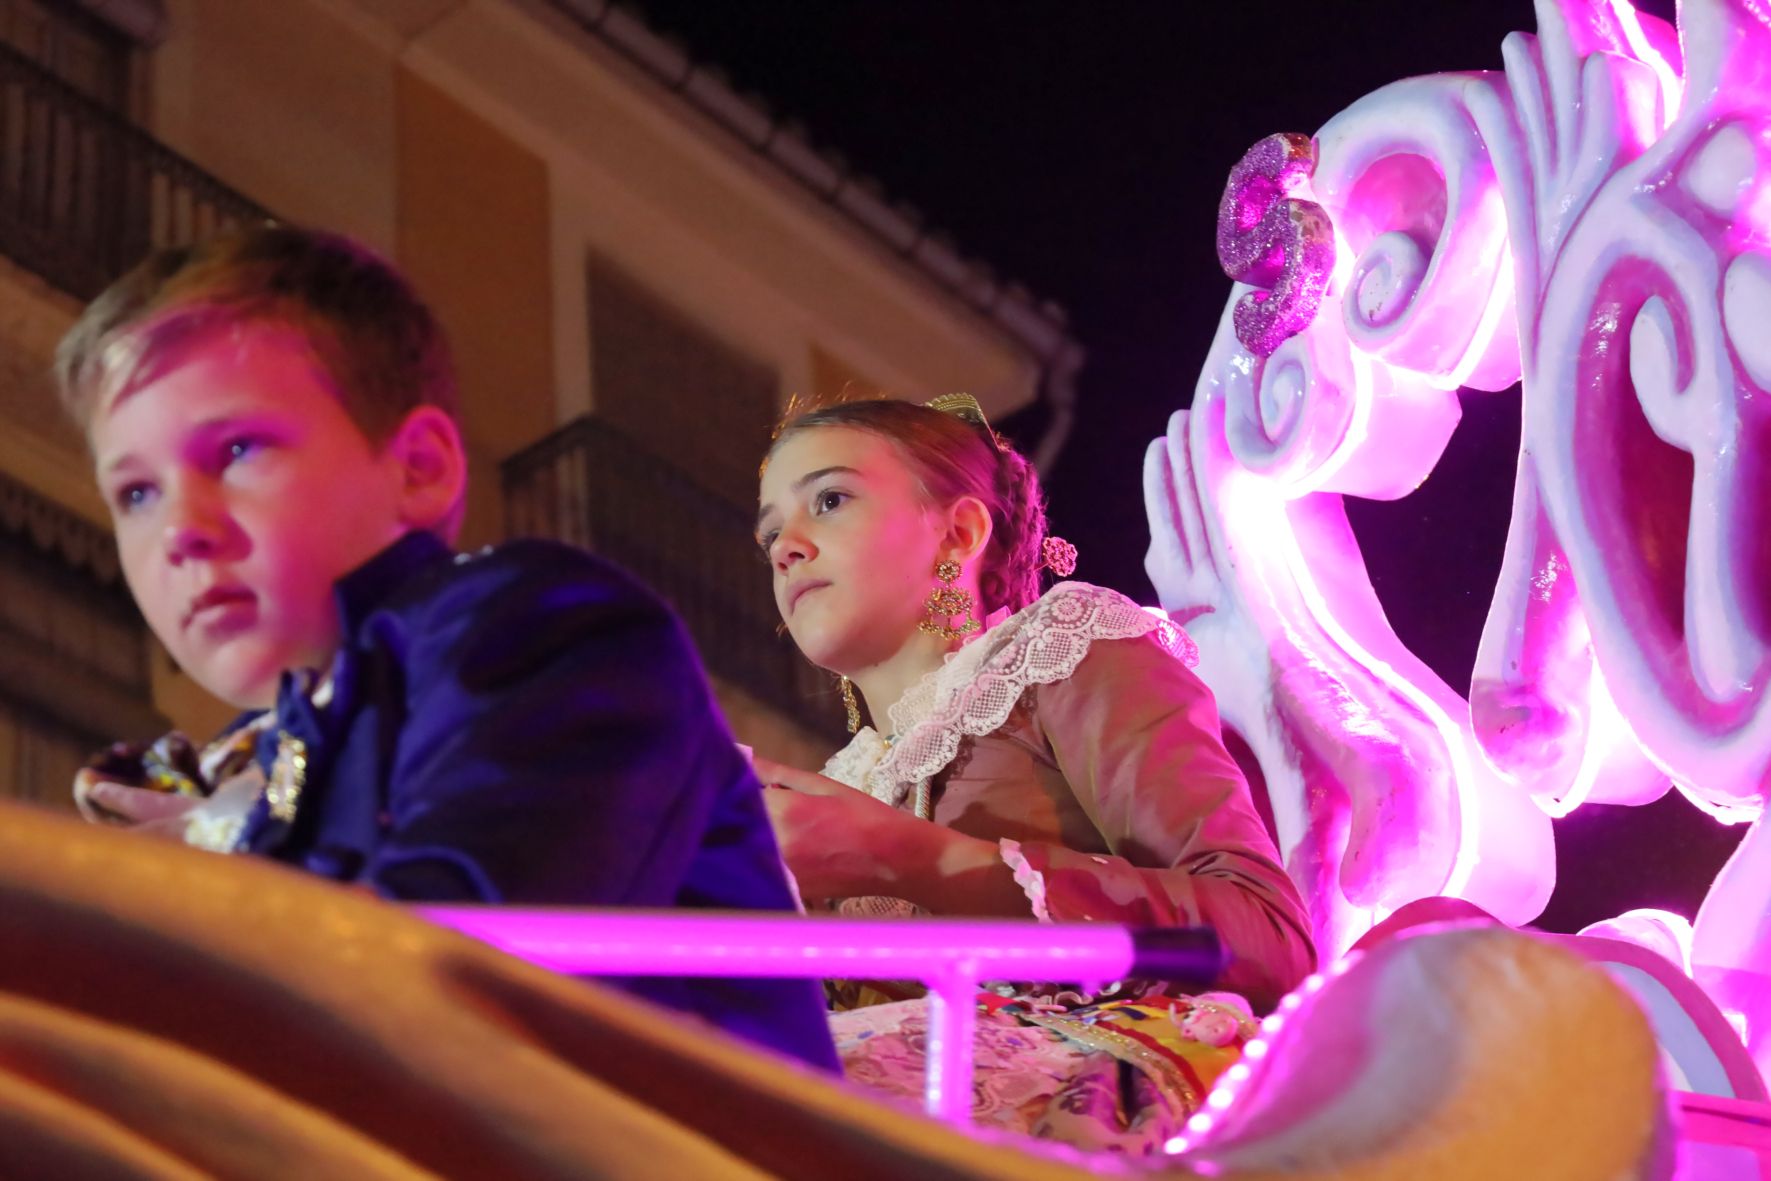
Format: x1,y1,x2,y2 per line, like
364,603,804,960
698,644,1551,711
54,224,459,441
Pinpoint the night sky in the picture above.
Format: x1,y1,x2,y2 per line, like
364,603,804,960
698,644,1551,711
630,0,1738,932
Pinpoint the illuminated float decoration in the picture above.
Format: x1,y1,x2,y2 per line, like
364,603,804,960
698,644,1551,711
415,1,1769,1171
1144,0,1771,1092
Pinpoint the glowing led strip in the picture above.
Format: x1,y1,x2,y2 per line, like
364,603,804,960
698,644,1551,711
1232,473,1483,898
1675,781,1764,826
1615,907,1696,974
1606,0,1683,125
1165,950,1366,1155
1278,225,1366,498
1260,234,1518,890
1537,658,1631,818
1288,236,1512,499
1431,246,1517,392
1287,324,1375,497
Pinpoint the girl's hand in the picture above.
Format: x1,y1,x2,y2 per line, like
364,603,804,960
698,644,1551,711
752,756,931,901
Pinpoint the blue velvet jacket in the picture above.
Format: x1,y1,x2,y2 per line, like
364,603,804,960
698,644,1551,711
236,531,837,1072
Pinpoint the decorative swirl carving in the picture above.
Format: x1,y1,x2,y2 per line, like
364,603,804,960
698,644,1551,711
1313,81,1518,392
1155,0,1771,1074
1215,310,1359,487
1522,0,1771,813
1210,76,1534,501
1469,2,1671,809
1501,0,1771,1071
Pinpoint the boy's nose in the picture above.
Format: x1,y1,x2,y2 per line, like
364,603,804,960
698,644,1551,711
162,492,230,564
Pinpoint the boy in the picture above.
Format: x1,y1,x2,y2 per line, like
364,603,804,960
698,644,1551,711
56,224,837,1072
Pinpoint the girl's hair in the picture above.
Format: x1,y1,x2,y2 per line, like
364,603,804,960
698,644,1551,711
769,398,1050,613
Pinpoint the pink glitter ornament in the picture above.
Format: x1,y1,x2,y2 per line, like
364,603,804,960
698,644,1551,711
1216,132,1337,357
1041,535,1078,577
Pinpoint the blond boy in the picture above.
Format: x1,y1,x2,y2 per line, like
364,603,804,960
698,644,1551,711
58,225,836,1070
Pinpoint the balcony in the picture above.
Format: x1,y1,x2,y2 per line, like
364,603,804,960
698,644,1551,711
0,39,268,301
503,415,845,742
0,41,259,805
0,469,167,808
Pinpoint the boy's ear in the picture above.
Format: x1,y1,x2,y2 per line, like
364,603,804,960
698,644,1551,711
385,406,467,538
941,495,993,567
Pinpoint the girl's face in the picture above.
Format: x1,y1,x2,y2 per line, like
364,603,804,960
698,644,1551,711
756,426,947,674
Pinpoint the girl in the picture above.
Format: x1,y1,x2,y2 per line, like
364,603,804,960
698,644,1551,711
753,395,1315,1150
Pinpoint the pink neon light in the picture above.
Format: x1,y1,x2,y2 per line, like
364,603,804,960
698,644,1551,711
1431,247,1516,393
1166,951,1365,1157
1203,188,1511,910
1606,0,1683,122
923,977,979,1124
1676,784,1762,827
1267,223,1358,500
424,908,1221,1126
1538,660,1634,818
1238,478,1484,898
420,908,1168,979
1750,185,1771,247
1676,1092,1771,1157
1281,240,1510,498
1581,907,1696,974
1284,322,1371,497
1156,0,1771,1102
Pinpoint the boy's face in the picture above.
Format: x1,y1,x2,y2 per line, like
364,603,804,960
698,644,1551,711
90,322,412,709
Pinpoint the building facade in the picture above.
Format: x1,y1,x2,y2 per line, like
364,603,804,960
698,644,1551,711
0,0,1081,805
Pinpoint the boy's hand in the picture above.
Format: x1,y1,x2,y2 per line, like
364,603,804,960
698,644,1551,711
74,770,204,828
73,771,263,844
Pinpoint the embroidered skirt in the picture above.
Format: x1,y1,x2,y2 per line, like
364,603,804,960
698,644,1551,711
831,993,1254,1154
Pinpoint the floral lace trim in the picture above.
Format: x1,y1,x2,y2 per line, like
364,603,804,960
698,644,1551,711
828,582,1183,808
835,894,923,919
821,727,890,792
819,584,1197,811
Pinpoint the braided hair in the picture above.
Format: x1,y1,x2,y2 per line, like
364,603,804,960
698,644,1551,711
769,398,1052,614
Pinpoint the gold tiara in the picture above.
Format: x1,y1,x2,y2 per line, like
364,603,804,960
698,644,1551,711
923,392,1002,451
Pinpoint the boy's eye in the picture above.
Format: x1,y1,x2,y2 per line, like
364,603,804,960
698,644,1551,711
113,482,156,513
813,489,848,515
223,436,264,464
756,530,779,556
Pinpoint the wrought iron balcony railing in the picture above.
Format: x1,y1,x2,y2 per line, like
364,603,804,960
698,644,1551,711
0,470,167,809
503,415,845,741
0,39,269,300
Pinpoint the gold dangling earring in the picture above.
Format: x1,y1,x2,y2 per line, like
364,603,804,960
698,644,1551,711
840,676,861,735
919,559,980,641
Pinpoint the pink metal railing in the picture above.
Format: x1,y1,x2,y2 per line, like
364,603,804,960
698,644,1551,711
423,907,1222,1125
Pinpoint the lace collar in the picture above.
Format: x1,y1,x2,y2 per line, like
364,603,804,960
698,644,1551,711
821,581,1196,809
